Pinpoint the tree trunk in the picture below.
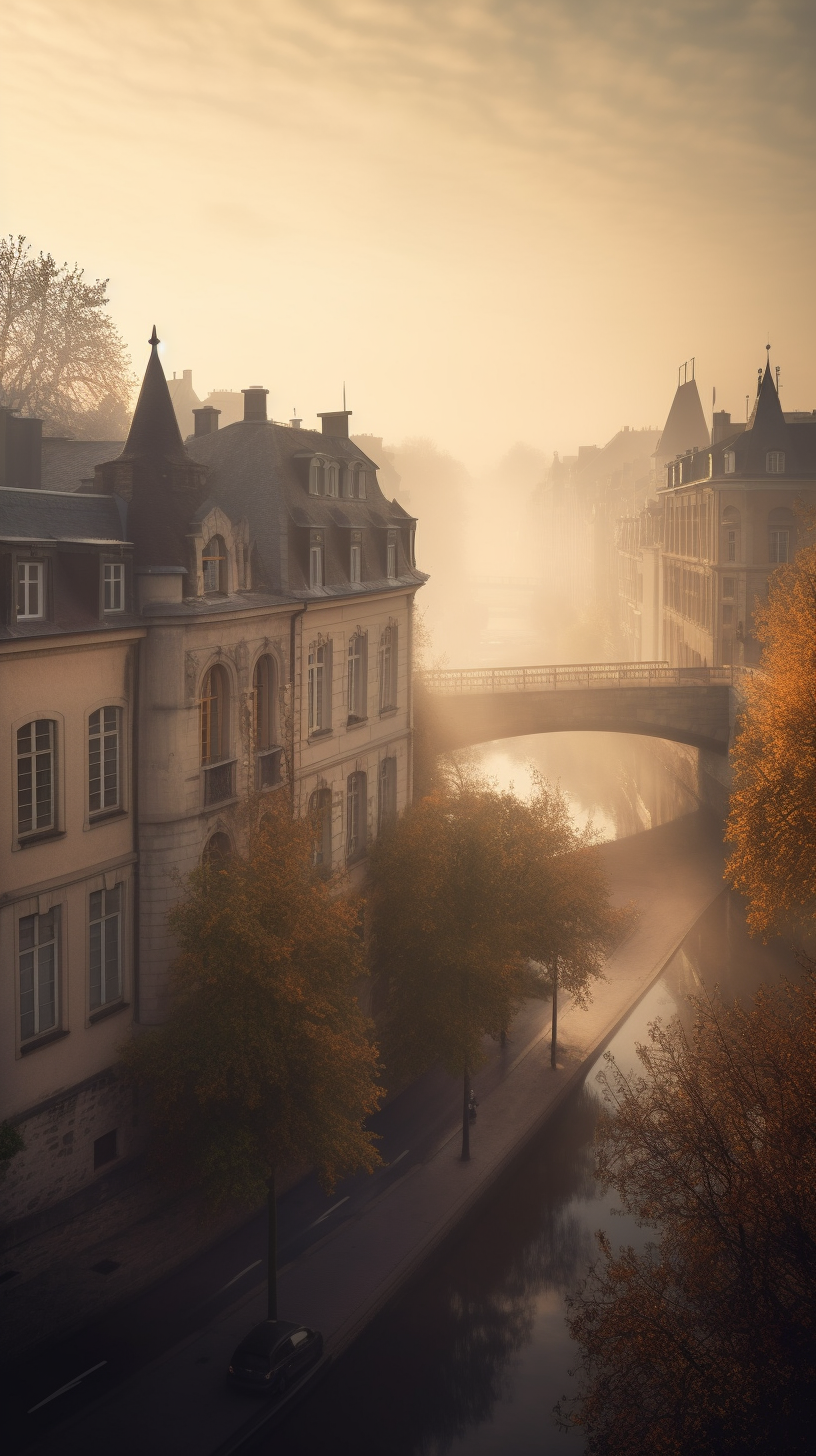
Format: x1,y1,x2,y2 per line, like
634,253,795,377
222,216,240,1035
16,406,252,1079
551,961,558,1069
461,1066,471,1162
267,1170,278,1321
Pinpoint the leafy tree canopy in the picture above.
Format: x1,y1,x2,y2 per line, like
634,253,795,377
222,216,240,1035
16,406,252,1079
562,973,816,1454
0,235,134,439
121,798,383,1208
726,535,816,938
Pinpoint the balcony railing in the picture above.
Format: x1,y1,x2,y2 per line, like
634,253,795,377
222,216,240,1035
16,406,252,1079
420,662,733,696
203,759,236,805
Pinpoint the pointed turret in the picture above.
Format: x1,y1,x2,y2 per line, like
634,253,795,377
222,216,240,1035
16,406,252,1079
123,327,188,461
740,352,794,474
95,327,207,580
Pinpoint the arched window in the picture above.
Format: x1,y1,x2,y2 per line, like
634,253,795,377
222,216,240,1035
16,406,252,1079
309,787,333,871
378,757,397,831
356,468,367,500
386,530,397,579
200,664,230,764
309,459,324,496
202,536,227,594
253,654,282,788
326,463,339,498
766,451,785,475
347,632,367,722
378,624,398,712
203,831,232,864
723,450,735,474
346,771,367,859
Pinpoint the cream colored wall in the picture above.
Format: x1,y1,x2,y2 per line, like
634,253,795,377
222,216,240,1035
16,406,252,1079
0,631,143,1130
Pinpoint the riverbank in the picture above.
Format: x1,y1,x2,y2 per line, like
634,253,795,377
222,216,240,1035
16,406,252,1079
26,811,726,1456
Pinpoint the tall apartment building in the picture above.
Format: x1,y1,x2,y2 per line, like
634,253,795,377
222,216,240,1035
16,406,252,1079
1,333,425,1223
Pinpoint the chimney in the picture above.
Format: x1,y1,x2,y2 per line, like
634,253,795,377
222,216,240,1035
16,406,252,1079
290,416,302,429
183,369,193,384
193,406,221,436
317,410,352,439
712,410,732,444
242,387,269,423
0,409,42,489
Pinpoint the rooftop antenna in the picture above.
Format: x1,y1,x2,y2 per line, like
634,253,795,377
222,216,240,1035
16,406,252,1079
775,366,780,393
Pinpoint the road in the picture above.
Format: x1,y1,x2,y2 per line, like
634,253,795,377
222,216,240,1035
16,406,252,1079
1,995,556,1455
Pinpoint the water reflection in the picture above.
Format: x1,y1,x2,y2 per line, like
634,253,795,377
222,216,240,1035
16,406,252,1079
475,732,700,840
262,891,804,1456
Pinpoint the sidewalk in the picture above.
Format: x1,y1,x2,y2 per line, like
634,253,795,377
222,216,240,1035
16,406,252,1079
29,811,726,1456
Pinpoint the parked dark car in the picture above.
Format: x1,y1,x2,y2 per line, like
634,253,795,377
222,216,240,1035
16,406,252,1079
228,1320,323,1394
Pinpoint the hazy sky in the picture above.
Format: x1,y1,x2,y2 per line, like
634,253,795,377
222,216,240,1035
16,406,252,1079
3,0,815,463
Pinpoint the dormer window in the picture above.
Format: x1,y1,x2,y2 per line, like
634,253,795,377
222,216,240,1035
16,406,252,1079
350,531,362,583
723,451,735,474
309,460,324,496
386,530,397,579
326,463,339,498
202,537,227,593
17,561,45,620
309,531,324,589
356,468,367,500
409,529,416,566
766,451,785,474
104,563,124,612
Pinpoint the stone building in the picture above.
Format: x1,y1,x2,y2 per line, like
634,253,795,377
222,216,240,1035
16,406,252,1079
1,333,425,1223
660,355,816,666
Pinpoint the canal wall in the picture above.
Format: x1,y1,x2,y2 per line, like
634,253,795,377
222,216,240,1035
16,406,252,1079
30,813,727,1456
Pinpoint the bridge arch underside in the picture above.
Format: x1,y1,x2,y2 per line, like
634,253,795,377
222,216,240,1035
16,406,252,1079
428,685,731,757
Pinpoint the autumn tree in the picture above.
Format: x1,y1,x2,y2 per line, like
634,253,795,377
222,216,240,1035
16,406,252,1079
561,973,816,1454
368,786,529,1160
120,797,383,1318
513,775,630,1066
726,535,816,938
0,235,134,438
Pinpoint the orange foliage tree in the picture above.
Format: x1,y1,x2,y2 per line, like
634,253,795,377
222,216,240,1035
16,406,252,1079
726,537,816,937
561,974,816,1453
120,797,382,1318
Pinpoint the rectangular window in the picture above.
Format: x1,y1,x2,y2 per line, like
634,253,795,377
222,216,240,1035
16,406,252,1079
769,529,789,564
386,537,397,579
94,1130,118,1169
357,470,367,500
103,563,124,612
309,544,323,589
89,886,121,1010
308,642,331,733
346,771,367,858
16,561,44,619
378,756,397,831
722,605,734,625
722,577,736,598
727,530,736,563
19,909,58,1041
347,633,367,721
378,625,398,712
17,720,56,836
89,708,120,814
350,542,361,584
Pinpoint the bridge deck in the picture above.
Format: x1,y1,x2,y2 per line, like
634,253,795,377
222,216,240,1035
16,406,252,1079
421,662,733,695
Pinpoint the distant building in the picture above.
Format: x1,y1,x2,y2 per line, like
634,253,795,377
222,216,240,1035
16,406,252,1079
0,336,426,1223
659,356,816,666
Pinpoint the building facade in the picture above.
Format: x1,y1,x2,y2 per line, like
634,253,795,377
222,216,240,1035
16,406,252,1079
1,336,425,1221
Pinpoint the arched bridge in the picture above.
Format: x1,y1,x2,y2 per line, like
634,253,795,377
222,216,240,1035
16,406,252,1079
419,662,733,756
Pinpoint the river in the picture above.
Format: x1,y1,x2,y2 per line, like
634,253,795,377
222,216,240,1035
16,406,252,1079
253,735,799,1456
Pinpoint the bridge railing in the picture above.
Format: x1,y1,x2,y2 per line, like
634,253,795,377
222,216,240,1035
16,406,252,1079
420,662,734,695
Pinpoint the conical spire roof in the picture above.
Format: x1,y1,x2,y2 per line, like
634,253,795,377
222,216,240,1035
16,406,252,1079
655,377,710,463
741,353,793,473
123,327,188,461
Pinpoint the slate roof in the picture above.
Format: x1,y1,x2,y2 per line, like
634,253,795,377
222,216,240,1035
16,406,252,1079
0,487,127,543
41,438,125,493
185,420,424,595
655,379,710,461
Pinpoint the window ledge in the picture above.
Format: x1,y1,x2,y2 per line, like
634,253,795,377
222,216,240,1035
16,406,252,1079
378,707,398,718
346,849,368,866
88,808,127,827
308,728,333,741
20,1028,70,1056
17,829,65,850
89,1000,130,1026
346,716,368,730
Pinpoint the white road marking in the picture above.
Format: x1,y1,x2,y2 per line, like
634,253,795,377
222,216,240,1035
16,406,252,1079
310,1196,350,1228
28,1361,108,1414
213,1260,262,1297
389,1150,409,1167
